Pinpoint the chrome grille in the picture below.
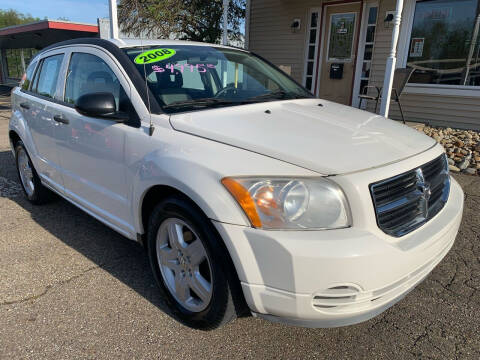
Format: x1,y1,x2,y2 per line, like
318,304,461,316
370,154,450,237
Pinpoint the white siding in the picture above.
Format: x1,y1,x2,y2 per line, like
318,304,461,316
249,0,321,81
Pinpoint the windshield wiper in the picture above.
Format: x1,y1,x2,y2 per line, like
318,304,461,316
162,98,240,111
244,90,308,103
162,91,310,111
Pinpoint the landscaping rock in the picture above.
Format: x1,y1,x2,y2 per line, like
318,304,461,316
458,154,471,170
415,125,480,176
449,165,460,173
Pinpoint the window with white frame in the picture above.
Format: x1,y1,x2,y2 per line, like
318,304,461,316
406,0,480,87
304,10,320,92
359,6,378,95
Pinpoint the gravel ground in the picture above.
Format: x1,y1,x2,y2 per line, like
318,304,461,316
413,124,480,176
1,96,479,359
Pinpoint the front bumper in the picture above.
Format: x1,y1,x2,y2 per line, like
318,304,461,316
213,177,463,328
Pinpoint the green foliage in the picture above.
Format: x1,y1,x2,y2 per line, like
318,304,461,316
0,9,41,28
118,0,245,44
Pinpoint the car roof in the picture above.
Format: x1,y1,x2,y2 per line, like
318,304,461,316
108,38,245,51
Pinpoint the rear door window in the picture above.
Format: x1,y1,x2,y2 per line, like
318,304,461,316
32,54,64,99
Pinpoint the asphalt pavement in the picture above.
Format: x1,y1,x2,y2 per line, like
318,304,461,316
1,95,479,359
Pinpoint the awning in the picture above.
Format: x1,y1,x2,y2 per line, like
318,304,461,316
0,20,98,50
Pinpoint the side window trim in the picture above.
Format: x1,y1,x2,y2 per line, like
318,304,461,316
55,48,72,103
29,59,43,94
20,60,38,92
63,51,75,105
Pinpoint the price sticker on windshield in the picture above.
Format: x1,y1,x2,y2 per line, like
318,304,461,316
134,48,176,64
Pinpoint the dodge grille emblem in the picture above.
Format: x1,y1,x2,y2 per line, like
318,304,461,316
415,168,431,218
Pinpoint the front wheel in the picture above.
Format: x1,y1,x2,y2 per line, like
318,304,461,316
147,195,239,330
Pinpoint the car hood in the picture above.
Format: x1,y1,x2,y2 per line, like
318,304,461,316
169,99,436,175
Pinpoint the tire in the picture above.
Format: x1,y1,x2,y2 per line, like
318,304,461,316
147,195,240,330
15,141,53,205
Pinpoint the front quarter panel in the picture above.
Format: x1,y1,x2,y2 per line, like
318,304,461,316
127,115,318,234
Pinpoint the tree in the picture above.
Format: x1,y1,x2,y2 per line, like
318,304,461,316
0,9,41,28
118,0,245,44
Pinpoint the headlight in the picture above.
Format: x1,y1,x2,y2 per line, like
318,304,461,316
221,177,351,230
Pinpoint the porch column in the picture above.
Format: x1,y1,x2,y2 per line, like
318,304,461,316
379,0,404,117
222,0,229,45
109,0,119,39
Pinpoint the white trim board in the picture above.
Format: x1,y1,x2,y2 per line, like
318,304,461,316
302,7,322,91
352,2,379,108
404,84,480,98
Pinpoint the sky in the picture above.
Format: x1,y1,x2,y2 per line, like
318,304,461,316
1,0,110,24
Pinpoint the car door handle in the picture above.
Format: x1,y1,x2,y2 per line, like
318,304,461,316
20,102,30,110
53,115,69,124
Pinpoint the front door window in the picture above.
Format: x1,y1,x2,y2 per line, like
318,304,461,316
327,13,357,61
65,53,128,111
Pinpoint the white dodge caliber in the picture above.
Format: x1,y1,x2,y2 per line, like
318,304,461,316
9,38,463,330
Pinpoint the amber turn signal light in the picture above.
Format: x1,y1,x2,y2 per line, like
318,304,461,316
221,178,262,228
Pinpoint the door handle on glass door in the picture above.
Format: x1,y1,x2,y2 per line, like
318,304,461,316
53,115,69,124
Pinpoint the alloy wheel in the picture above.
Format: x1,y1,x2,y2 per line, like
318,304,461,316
156,218,213,312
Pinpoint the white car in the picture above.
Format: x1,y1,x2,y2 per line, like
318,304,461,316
9,38,463,330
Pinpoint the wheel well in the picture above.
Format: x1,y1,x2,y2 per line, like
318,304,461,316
9,131,21,148
141,185,193,235
140,185,249,316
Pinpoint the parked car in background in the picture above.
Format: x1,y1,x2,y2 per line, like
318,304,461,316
9,38,463,330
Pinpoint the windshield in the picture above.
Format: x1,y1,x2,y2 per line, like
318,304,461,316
123,45,312,113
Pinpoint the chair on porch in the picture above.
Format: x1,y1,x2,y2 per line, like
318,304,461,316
357,68,415,124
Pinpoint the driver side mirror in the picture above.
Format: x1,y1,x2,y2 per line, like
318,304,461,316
75,92,129,122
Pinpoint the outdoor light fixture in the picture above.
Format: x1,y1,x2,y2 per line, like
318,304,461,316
291,19,301,32
384,12,394,28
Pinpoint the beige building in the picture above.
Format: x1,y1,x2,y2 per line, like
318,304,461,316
245,0,480,130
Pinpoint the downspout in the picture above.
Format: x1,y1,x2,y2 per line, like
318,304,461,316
109,0,119,39
379,0,404,117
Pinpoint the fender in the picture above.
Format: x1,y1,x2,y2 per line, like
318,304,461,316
131,152,251,234
8,90,38,163
126,119,317,235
